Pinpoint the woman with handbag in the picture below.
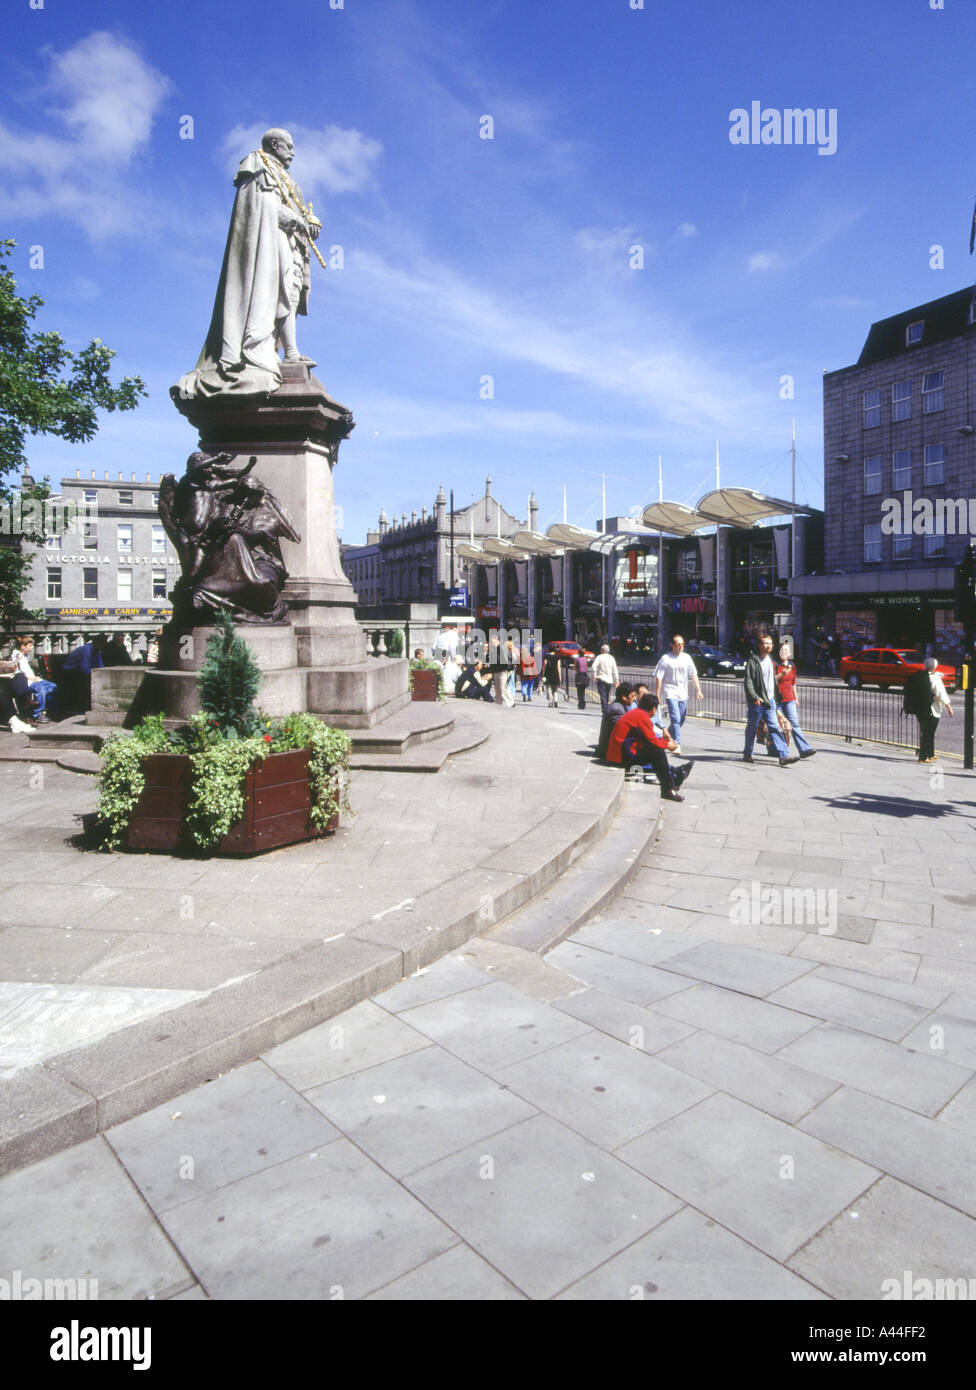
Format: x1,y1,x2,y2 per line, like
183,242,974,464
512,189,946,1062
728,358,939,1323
774,644,815,760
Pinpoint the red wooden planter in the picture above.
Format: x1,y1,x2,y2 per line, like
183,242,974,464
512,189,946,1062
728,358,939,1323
125,749,338,855
411,668,440,702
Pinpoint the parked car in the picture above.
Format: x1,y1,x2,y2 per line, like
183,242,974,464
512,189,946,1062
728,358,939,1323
685,642,746,678
839,647,957,692
542,640,596,662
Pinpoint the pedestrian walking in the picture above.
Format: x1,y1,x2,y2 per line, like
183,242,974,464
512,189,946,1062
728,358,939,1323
487,634,516,707
774,644,815,759
519,642,538,702
904,657,953,762
742,634,796,765
543,648,561,706
574,650,590,710
654,634,703,754
591,644,620,715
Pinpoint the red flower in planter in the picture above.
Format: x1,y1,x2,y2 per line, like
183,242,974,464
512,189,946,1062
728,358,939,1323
263,734,273,743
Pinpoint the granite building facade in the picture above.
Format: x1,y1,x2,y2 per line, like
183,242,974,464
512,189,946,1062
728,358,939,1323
793,286,976,659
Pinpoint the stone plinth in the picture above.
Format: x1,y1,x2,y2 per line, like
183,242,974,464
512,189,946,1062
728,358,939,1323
170,363,367,666
91,658,409,729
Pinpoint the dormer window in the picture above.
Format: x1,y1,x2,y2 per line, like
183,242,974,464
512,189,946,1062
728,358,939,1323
906,321,924,347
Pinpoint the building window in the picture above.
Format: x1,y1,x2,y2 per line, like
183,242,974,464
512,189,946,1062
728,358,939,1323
892,449,912,490
46,567,62,599
863,455,882,495
118,489,133,505
151,524,167,553
892,525,912,560
892,380,911,421
117,523,132,553
45,533,60,550
922,370,944,413
83,568,98,599
924,443,945,485
152,491,160,507
84,489,97,504
924,518,946,559
906,321,924,347
83,521,98,550
863,389,881,429
117,569,132,601
864,523,882,564
152,570,167,600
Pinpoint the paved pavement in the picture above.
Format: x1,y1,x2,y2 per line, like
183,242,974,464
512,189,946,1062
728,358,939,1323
2,701,975,1300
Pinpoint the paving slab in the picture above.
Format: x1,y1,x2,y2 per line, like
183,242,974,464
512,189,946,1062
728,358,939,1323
262,999,430,1090
799,1087,976,1220
655,939,817,997
655,1030,839,1124
305,1045,537,1178
0,1136,192,1299
616,1092,879,1262
158,1138,458,1301
557,1206,828,1301
365,1243,526,1300
395,980,591,1076
106,1060,341,1212
779,1022,972,1117
544,940,698,1006
494,1032,713,1149
404,1114,683,1300
651,981,821,1053
765,974,931,1042
787,1175,976,1300
551,987,698,1053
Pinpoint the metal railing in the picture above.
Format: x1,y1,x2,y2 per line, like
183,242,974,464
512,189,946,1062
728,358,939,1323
563,668,921,750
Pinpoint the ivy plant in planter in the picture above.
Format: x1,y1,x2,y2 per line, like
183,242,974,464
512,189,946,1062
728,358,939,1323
409,656,444,702
96,613,351,855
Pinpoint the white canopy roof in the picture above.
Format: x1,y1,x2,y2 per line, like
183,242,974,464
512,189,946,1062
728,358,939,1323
695,487,810,526
640,501,714,536
546,522,602,547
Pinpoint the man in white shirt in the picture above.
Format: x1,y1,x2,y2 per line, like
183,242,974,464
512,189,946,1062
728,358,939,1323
654,634,703,754
591,644,620,714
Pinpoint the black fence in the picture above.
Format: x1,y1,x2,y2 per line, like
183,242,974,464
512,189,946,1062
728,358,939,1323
562,668,920,750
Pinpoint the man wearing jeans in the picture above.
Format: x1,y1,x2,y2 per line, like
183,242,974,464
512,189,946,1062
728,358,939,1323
591,644,619,714
743,634,795,765
654,634,703,755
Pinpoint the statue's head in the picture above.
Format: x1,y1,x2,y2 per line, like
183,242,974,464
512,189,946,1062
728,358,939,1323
262,128,295,169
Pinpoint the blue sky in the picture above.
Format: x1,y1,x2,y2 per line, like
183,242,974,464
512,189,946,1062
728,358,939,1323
2,0,973,540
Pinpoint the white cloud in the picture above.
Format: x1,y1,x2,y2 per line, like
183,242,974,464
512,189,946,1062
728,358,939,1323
0,32,171,238
46,31,171,162
675,222,699,238
221,122,383,195
748,251,784,272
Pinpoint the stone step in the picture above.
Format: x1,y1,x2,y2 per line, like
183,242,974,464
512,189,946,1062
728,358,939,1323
350,722,489,772
485,785,663,955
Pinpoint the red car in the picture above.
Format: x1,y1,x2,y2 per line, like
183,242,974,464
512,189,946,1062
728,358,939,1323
839,647,957,692
542,641,596,662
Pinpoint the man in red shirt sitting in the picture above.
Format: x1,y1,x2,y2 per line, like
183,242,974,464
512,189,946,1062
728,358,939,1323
607,693,693,801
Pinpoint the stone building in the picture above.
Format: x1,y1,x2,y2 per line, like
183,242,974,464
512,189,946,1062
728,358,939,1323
342,477,534,615
793,285,976,660
10,468,178,657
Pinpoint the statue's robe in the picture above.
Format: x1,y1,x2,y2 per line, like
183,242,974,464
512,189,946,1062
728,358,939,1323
176,153,311,398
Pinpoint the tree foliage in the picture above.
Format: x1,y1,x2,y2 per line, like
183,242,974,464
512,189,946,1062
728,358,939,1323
197,609,263,735
0,238,147,620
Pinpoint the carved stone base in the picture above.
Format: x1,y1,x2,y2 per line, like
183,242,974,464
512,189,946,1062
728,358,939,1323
90,657,409,730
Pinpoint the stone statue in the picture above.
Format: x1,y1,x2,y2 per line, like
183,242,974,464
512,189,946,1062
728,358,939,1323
159,451,301,624
175,129,323,398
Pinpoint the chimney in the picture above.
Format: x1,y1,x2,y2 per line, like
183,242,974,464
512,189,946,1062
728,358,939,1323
75,470,80,479
118,472,123,481
91,471,95,479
